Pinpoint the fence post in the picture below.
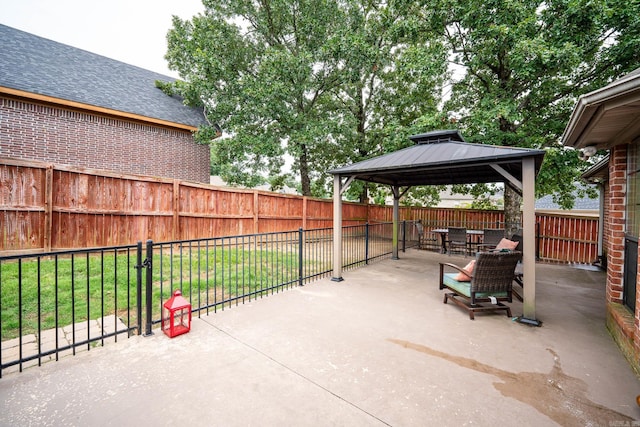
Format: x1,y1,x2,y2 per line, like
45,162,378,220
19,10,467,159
298,228,304,287
144,239,154,336
365,223,370,264
135,241,143,336
402,220,406,253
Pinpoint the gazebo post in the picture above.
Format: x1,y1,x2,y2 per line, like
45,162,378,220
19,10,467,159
520,156,540,325
392,186,400,259
332,174,344,281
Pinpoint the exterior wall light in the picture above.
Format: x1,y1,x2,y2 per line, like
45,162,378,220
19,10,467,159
582,146,598,157
579,145,598,160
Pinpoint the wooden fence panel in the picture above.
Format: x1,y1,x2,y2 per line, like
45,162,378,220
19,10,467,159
182,216,254,240
0,161,47,251
305,198,333,229
536,213,598,263
407,206,504,229
257,193,304,233
342,202,370,225
179,184,255,239
0,158,600,263
51,169,175,248
366,204,391,223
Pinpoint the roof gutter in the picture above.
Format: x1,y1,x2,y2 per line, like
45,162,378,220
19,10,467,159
562,69,640,148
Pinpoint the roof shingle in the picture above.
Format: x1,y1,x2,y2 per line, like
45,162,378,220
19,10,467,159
0,24,206,128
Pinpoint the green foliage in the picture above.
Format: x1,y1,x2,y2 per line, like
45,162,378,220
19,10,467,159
470,198,502,210
450,183,503,210
164,0,638,210
165,0,446,198
0,247,302,339
427,0,639,211
401,186,443,207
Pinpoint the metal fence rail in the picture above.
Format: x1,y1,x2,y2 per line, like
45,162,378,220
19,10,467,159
0,244,140,376
0,223,394,376
145,224,394,328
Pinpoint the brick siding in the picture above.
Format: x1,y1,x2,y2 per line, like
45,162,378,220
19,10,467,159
605,144,640,371
606,145,627,304
0,96,210,183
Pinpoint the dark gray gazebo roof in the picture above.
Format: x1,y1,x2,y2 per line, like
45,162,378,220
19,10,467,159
329,130,545,187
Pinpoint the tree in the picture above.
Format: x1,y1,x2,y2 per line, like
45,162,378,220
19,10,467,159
326,0,448,202
164,0,349,195
164,0,447,199
426,0,639,231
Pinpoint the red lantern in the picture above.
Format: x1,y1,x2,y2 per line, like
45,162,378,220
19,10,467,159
162,290,192,338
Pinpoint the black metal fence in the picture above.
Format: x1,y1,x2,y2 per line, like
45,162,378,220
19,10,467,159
0,223,395,376
0,244,140,377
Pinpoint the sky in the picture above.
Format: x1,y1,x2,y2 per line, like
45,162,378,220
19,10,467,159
0,0,204,78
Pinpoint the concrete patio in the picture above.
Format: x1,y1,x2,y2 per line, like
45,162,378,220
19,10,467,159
0,249,638,426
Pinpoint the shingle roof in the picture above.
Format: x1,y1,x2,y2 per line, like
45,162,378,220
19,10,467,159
535,190,600,211
0,24,206,128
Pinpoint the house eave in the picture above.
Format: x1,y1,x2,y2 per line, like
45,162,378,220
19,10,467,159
0,85,199,132
562,69,640,150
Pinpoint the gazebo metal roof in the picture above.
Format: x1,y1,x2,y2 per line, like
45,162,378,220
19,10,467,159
329,130,545,187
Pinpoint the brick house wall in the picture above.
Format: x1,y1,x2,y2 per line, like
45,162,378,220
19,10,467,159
604,144,640,373
602,168,611,267
607,145,627,304
562,68,640,374
0,96,211,183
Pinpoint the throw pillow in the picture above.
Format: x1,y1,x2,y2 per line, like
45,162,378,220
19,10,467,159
454,260,475,281
495,238,518,251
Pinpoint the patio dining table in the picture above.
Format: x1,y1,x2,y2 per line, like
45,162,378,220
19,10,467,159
431,228,484,254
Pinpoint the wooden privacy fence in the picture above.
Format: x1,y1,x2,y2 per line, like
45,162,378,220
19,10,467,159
1,157,599,263
536,213,600,263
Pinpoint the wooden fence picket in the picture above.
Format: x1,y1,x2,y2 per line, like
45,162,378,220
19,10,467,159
0,157,599,263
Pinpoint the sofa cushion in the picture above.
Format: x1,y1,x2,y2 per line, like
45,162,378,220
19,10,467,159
442,273,509,299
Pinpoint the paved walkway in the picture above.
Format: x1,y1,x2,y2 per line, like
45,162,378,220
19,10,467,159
0,250,639,426
1,315,128,372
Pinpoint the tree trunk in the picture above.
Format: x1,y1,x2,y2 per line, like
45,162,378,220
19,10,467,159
498,111,521,235
359,183,369,204
503,185,521,236
299,143,311,196
356,88,368,203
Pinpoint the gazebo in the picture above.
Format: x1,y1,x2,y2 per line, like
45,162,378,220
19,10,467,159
328,130,546,324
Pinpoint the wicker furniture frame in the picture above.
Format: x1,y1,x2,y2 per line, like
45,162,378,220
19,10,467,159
476,228,505,252
439,251,522,320
415,222,438,251
446,227,469,256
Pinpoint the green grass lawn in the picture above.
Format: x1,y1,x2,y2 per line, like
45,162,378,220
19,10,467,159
0,246,309,340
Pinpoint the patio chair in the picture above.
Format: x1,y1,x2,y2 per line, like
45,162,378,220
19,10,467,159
446,227,469,256
511,231,523,252
510,232,524,300
483,231,524,300
476,228,505,252
439,251,521,319
415,221,438,251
